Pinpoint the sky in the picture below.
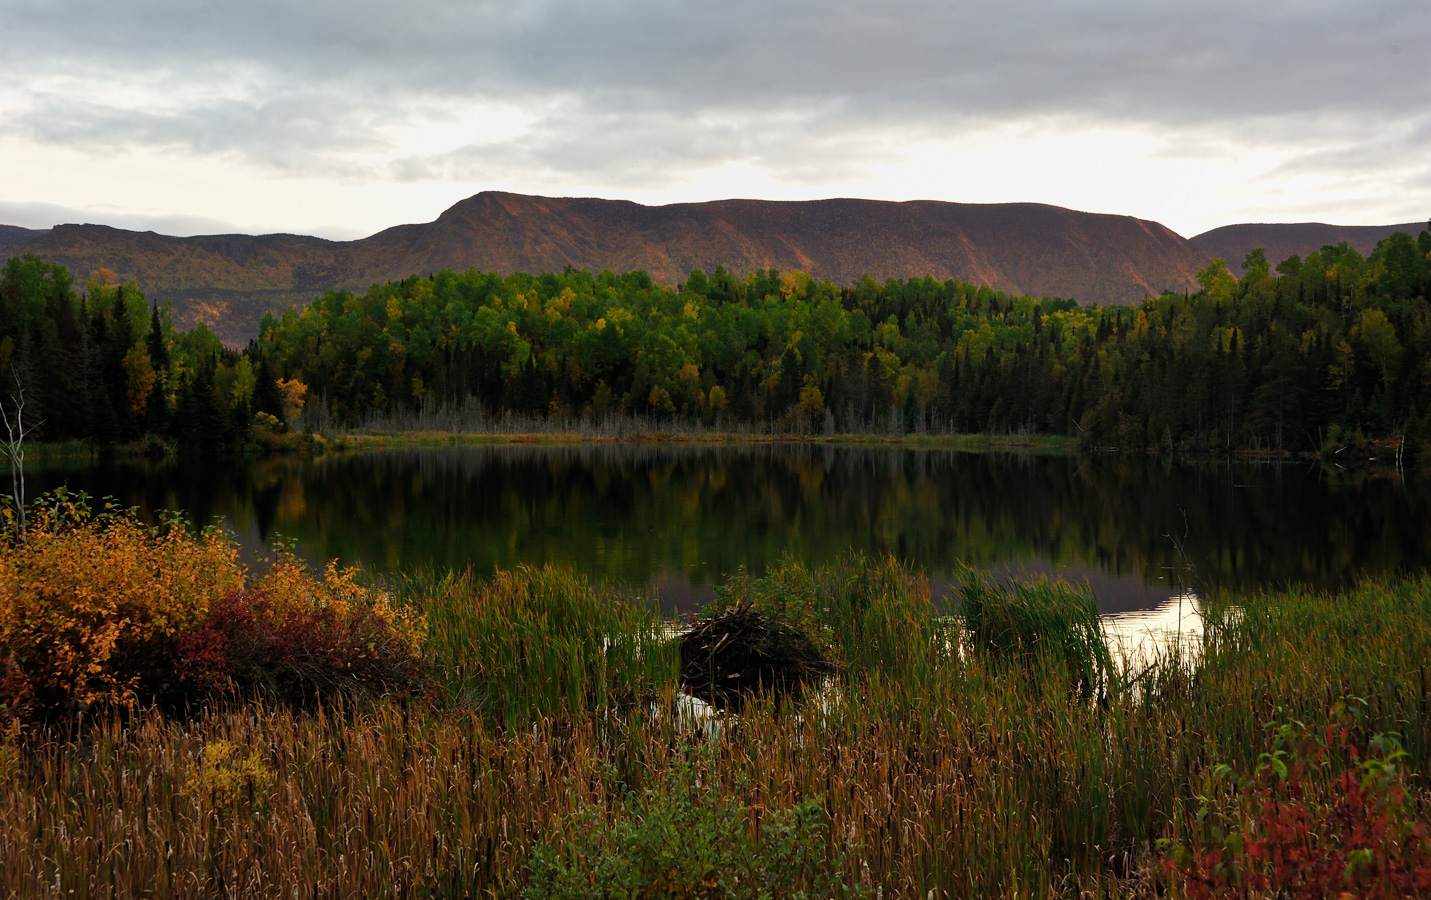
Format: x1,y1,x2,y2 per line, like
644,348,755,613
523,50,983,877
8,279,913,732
1,0,1429,241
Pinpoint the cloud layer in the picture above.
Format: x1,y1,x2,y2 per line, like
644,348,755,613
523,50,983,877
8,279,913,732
3,0,1429,237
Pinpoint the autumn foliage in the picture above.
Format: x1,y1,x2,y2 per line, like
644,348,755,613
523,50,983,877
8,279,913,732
1164,700,1431,898
175,558,426,704
0,491,426,721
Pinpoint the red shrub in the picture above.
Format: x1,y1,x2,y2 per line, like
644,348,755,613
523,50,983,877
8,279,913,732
174,586,427,704
1166,703,1431,898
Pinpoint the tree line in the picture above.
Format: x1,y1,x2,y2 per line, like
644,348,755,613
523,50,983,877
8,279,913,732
3,221,1430,456
0,260,298,455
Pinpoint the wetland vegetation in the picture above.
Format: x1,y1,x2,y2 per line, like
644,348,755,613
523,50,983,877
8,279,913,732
1,491,1429,897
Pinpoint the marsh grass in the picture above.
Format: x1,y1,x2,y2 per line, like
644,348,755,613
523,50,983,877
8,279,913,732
961,574,1115,699
390,564,679,726
1,555,1429,897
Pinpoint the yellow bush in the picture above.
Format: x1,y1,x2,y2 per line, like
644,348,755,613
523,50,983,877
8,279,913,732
0,494,427,718
184,740,273,807
0,503,243,711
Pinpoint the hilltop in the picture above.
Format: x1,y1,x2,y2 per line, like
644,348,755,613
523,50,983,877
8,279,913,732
1189,221,1426,274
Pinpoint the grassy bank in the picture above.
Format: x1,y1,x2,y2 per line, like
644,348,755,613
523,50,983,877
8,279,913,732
1,515,1428,896
32,430,1409,474
306,429,1079,455
15,430,1078,465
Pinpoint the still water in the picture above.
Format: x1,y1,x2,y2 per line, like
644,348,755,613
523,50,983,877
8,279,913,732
27,444,1431,618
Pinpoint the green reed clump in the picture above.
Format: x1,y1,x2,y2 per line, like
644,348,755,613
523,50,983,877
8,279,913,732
401,564,679,725
960,575,1113,698
711,553,953,682
818,553,952,681
1189,576,1431,778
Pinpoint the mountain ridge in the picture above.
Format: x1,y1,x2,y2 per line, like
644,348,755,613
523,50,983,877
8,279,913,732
1189,221,1427,273
1,192,1423,343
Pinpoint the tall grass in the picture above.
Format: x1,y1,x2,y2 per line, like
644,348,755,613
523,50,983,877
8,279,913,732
392,564,679,726
713,553,956,680
1,551,1429,897
960,574,1114,699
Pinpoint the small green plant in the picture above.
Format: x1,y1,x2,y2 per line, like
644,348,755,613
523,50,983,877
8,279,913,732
705,553,943,679
523,760,867,899
706,558,831,659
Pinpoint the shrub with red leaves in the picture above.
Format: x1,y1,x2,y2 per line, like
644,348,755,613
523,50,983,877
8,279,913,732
1164,701,1431,899
174,587,427,705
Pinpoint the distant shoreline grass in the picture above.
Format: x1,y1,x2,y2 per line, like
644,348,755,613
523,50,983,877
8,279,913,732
19,430,1081,462
323,429,1081,454
26,430,1407,470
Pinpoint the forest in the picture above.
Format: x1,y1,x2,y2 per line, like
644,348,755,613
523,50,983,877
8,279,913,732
2,221,1430,457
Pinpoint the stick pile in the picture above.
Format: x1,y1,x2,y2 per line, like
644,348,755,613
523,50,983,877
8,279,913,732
678,601,835,708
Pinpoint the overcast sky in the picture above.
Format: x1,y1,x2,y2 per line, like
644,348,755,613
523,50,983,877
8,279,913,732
2,0,1428,240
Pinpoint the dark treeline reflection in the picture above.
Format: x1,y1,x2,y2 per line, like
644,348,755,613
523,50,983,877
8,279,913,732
28,447,1431,615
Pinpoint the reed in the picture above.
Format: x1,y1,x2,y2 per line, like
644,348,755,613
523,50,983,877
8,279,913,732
960,573,1114,699
394,564,679,726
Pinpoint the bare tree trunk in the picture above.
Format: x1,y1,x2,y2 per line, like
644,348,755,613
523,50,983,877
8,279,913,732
1,371,39,539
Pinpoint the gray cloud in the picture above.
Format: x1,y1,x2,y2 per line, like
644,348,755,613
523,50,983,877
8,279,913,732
9,1,1425,114
11,91,389,174
2,0,1429,208
0,199,239,235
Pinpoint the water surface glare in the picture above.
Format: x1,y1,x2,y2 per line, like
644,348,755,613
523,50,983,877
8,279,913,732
28,444,1431,618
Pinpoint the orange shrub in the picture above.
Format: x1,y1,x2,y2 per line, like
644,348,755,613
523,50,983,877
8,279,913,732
0,492,427,721
0,500,243,716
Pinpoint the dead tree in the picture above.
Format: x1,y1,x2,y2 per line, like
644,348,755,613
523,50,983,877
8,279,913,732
0,370,40,537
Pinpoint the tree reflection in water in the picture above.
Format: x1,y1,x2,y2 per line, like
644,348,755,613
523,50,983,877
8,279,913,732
26,445,1431,618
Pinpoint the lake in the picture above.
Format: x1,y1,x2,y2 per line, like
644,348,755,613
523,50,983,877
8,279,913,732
25,444,1431,618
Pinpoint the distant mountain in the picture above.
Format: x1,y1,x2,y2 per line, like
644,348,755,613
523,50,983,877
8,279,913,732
0,224,47,259
0,192,1208,343
1190,221,1428,273
356,193,1206,304
17,194,1422,345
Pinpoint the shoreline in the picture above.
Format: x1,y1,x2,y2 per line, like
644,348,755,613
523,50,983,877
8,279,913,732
21,429,1416,471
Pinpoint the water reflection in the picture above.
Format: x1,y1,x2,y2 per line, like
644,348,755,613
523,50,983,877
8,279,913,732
1103,593,1204,668
26,445,1431,618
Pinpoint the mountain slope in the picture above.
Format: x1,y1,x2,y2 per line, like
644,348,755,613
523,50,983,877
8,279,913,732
0,225,47,260
1190,221,1427,273
355,193,1205,304
2,193,1209,342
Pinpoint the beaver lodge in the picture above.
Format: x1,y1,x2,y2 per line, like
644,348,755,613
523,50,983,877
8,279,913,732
677,601,837,709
